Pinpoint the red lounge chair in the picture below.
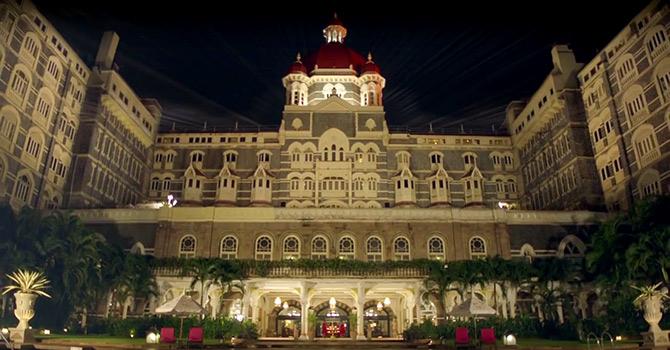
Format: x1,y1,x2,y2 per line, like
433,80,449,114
187,327,204,349
160,327,176,343
480,328,497,349
455,327,472,349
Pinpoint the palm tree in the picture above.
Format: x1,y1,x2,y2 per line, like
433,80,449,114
501,259,535,318
182,259,218,307
116,254,159,319
424,262,457,323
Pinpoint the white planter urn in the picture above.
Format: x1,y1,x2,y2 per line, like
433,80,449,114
13,292,37,330
642,295,664,333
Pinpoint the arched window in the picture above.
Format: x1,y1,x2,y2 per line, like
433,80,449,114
429,152,443,169
469,237,487,259
45,56,61,85
150,177,161,191
396,151,411,169
24,129,44,161
338,236,355,260
8,66,30,102
14,175,31,203
366,236,383,261
557,235,585,258
19,32,40,67
0,106,19,144
463,153,477,169
616,54,636,86
655,58,670,101
428,236,445,260
646,26,669,60
623,85,646,122
190,151,204,167
220,235,238,259
311,236,328,260
33,89,53,123
255,235,273,260
637,169,661,199
632,124,660,167
178,235,197,258
162,177,172,192
257,151,272,164
393,237,410,261
283,236,300,260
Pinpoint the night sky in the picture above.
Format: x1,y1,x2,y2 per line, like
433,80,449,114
35,0,650,133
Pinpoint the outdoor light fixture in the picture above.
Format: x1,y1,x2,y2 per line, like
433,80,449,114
615,336,622,341
235,314,245,321
63,328,68,333
1,328,8,336
146,332,160,344
383,297,391,306
329,297,337,309
274,297,282,307
42,329,51,335
377,302,383,311
282,301,289,310
166,194,178,208
503,333,517,346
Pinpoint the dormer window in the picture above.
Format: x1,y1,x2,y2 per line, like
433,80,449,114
224,151,238,169
190,151,204,168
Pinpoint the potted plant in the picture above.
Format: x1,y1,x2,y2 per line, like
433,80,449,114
348,313,357,339
2,270,51,330
307,310,318,341
632,282,669,333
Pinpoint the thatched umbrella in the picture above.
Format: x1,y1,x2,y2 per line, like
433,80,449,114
155,293,206,340
449,296,497,338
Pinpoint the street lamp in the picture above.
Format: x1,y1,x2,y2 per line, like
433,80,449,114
166,194,178,208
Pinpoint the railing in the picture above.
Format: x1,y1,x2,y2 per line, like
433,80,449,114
153,265,428,279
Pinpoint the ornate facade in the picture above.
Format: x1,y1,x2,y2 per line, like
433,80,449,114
0,0,668,340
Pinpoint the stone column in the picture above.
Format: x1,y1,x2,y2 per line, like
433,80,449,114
357,284,366,340
556,301,564,324
300,285,310,340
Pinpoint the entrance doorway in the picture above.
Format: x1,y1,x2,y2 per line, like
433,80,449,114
271,300,302,338
363,300,394,338
313,301,351,338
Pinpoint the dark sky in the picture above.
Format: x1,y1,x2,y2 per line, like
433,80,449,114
35,0,650,133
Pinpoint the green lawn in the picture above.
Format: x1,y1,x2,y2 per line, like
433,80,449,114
35,334,640,349
37,334,226,346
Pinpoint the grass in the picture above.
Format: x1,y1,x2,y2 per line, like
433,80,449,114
34,334,640,349
36,334,227,346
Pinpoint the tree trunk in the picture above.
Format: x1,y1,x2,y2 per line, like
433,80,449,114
437,291,447,324
81,307,88,334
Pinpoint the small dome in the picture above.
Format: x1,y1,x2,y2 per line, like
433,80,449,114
361,52,381,75
288,53,307,75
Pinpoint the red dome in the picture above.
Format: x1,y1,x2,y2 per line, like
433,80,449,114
362,54,381,74
303,42,366,73
288,61,307,75
287,53,307,75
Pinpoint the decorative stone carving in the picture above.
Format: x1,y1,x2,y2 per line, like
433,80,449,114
365,118,376,130
291,118,303,130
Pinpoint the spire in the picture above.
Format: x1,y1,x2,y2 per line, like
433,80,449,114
367,52,373,62
323,13,347,43
296,52,302,63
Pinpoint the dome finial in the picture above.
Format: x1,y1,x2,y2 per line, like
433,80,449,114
367,52,373,62
324,13,347,43
296,52,302,62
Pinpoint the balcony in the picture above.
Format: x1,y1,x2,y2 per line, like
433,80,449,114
639,149,661,168
153,260,430,279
